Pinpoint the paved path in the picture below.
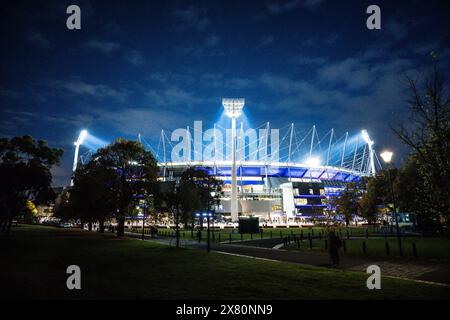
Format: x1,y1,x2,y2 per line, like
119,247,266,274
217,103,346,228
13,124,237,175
127,232,450,286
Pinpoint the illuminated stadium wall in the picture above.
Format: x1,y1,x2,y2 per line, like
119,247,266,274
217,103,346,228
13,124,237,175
146,120,382,222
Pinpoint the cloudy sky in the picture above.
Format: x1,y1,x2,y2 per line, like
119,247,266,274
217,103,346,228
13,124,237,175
1,0,450,186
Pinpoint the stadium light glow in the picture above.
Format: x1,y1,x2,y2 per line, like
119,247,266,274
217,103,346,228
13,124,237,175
305,156,321,167
380,151,393,163
361,129,376,176
75,129,88,146
222,98,245,118
71,129,88,186
361,129,373,145
222,98,245,222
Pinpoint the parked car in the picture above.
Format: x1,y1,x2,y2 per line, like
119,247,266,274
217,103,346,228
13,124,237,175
59,222,73,228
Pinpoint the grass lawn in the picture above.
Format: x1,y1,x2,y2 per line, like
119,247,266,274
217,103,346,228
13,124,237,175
285,237,450,262
140,226,381,242
1,225,450,300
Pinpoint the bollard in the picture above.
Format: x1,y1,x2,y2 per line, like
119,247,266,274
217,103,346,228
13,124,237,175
365,228,369,239
229,234,232,243
343,239,347,252
362,241,367,254
270,230,273,239
250,233,253,240
412,243,418,259
385,241,390,256
260,229,263,239
309,237,313,249
297,239,301,249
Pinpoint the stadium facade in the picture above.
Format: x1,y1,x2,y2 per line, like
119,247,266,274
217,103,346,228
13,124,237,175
144,99,381,224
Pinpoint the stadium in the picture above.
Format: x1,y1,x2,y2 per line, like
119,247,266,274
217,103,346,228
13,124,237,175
121,99,383,225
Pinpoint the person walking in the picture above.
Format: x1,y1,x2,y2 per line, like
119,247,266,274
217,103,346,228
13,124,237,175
328,230,342,267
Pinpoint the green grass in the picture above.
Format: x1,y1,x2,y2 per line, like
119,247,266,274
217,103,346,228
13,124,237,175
1,225,450,300
285,237,450,262
131,226,381,242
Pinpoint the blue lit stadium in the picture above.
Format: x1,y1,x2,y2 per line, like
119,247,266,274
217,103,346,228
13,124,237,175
130,99,384,225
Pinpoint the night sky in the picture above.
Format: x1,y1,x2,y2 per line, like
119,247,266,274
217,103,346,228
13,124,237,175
1,0,450,186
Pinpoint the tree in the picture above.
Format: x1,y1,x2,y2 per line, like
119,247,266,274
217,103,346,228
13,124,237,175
394,157,435,233
153,168,223,247
358,177,380,225
392,59,450,229
335,182,362,226
93,139,158,237
70,160,118,232
178,168,223,230
0,136,63,234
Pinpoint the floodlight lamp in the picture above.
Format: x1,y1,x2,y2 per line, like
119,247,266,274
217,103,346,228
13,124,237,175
380,151,393,163
305,156,321,167
361,129,374,146
222,98,245,118
75,129,88,146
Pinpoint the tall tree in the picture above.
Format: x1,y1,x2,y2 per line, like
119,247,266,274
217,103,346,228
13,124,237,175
0,136,63,234
71,160,118,232
392,59,450,229
335,182,362,226
358,177,380,225
93,139,158,237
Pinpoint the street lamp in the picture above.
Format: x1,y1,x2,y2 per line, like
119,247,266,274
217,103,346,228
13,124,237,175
203,212,212,252
380,150,403,256
71,129,88,186
223,98,245,223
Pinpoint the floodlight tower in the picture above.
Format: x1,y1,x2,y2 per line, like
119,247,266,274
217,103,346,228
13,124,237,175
71,129,88,186
361,129,376,176
222,98,245,222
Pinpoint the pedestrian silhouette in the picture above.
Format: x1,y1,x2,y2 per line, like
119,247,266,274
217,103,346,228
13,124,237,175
328,230,342,267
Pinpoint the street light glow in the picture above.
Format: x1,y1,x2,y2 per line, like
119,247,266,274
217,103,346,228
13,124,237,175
380,150,393,163
305,156,321,167
222,98,245,118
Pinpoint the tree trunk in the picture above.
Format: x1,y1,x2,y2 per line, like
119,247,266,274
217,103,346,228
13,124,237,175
0,217,6,233
99,219,105,233
117,217,125,237
6,216,13,235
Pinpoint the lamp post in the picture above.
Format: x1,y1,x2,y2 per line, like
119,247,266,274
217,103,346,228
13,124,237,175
71,129,88,186
204,212,212,252
222,98,245,222
141,203,146,241
380,150,403,256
